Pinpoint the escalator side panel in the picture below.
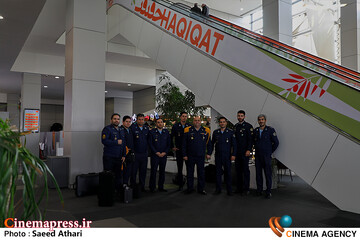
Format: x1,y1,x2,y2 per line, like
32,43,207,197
157,33,189,79
312,134,360,213
179,46,222,104
209,66,269,124
112,0,360,141
138,20,164,60
261,93,339,183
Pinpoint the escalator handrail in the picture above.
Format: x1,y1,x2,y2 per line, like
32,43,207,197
109,0,360,90
170,1,360,88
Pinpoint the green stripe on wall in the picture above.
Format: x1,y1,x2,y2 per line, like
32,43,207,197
223,62,360,141
257,47,360,112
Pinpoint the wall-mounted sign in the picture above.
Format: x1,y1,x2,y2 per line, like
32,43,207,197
24,109,40,132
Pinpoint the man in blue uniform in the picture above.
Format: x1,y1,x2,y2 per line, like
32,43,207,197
170,112,191,190
130,113,150,192
149,118,171,192
234,110,254,196
183,116,211,195
253,114,279,199
101,113,126,192
120,115,134,187
207,117,237,196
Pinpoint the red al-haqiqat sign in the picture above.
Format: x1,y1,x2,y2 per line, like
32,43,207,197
133,0,224,56
109,0,360,134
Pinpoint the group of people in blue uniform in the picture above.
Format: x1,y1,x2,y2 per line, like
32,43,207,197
101,110,279,199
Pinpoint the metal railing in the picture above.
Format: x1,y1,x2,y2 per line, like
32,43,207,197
156,0,360,91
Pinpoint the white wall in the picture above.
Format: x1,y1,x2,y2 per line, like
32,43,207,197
105,97,134,125
40,104,64,132
133,87,155,114
114,97,133,119
12,52,65,77
0,93,7,103
106,63,156,85
7,94,20,129
0,112,9,121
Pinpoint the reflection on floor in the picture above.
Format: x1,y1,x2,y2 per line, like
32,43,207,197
40,172,360,227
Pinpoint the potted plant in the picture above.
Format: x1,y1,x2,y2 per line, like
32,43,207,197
0,119,63,226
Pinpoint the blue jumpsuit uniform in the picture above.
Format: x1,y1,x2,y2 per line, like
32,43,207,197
253,126,279,194
120,125,134,186
170,122,191,186
130,123,150,190
208,128,237,194
234,121,254,193
101,124,126,191
149,128,171,191
182,126,211,192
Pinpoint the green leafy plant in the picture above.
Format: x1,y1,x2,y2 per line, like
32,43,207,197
156,74,207,125
0,119,63,226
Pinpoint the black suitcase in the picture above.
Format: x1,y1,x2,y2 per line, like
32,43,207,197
131,183,141,199
75,173,99,197
123,186,133,203
205,164,217,183
98,171,115,206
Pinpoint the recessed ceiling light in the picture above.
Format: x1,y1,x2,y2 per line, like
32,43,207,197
44,85,48,88
127,84,132,87
105,90,108,93
55,76,59,79
0,16,4,20
240,8,244,11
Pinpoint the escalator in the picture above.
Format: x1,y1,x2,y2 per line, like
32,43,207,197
107,0,360,213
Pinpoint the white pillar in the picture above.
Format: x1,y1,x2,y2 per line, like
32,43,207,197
21,73,41,155
7,93,20,129
262,0,292,45
64,0,106,183
341,0,360,71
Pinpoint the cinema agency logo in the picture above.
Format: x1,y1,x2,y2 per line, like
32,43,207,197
269,215,357,238
269,215,292,237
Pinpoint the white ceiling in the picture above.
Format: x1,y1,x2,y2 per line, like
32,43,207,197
0,0,46,94
1,0,263,100
40,74,153,100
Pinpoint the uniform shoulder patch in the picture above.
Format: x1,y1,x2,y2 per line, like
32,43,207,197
273,132,277,136
102,134,106,139
205,127,211,135
184,126,191,133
